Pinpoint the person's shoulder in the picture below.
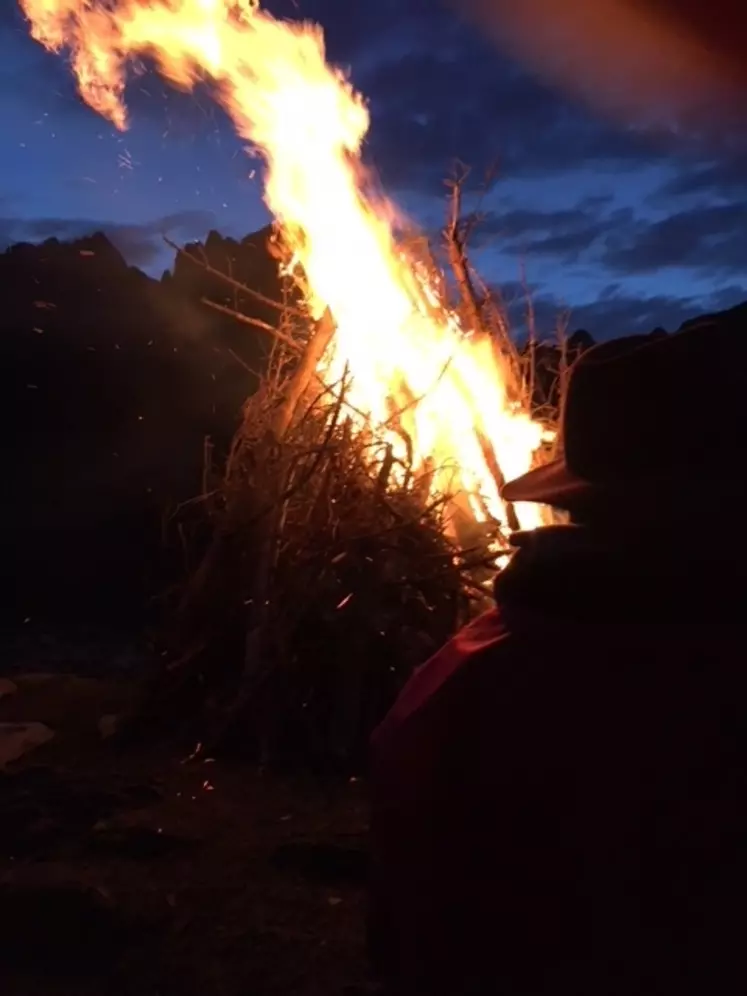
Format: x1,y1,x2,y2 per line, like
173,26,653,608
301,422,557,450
377,609,515,729
425,607,516,688
451,606,512,655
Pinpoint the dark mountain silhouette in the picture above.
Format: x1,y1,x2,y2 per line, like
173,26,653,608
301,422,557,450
169,225,288,331
680,298,747,334
1,228,282,629
1,226,743,632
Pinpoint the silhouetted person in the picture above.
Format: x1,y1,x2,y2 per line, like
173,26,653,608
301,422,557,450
370,322,747,995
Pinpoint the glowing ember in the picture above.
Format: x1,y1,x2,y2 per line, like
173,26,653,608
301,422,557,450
21,0,549,535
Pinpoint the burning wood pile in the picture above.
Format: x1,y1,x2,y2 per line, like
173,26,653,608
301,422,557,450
21,0,556,764
158,229,554,764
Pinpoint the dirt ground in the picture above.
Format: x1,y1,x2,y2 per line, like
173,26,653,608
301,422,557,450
0,674,373,996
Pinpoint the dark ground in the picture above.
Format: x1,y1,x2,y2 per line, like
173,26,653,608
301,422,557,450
0,673,372,996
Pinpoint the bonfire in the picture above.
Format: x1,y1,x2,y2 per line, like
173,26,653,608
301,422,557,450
21,0,556,765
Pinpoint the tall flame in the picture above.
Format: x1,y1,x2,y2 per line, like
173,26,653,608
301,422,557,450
20,0,548,534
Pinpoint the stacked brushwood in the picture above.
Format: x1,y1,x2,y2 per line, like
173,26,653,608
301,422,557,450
148,328,503,768
139,190,555,770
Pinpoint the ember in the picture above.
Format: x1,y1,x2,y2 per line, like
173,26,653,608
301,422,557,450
20,0,549,543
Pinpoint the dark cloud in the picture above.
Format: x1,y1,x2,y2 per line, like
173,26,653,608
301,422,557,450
655,155,747,201
6,0,707,193
266,0,403,60
352,1,745,195
517,225,610,263
558,292,708,337
8,0,744,219
363,42,680,193
469,207,590,247
471,192,746,280
705,284,747,313
472,204,635,263
602,203,747,276
506,284,747,341
0,209,215,266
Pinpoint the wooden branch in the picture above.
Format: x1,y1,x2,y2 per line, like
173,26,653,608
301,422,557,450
554,310,571,457
272,308,337,437
443,174,486,337
202,435,214,498
163,235,306,318
200,297,303,353
469,269,517,359
476,429,520,533
443,168,522,534
227,348,263,381
520,259,537,407
276,366,347,507
443,168,520,373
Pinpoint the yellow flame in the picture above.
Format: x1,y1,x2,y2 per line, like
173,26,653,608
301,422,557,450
21,0,549,534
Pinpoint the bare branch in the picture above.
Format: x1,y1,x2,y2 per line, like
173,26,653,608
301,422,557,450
443,169,485,338
519,258,537,408
271,308,337,437
227,348,264,380
163,235,306,318
475,429,520,533
200,297,303,353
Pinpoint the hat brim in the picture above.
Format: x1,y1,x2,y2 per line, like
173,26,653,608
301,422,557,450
501,458,594,508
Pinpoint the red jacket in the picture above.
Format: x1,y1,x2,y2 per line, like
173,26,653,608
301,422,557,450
370,526,747,995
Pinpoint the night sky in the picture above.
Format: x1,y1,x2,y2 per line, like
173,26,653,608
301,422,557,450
1,0,745,339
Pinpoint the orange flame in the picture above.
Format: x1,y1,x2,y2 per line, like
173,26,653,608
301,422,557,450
21,0,549,535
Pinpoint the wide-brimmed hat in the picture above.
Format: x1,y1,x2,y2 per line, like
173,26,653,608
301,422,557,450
501,318,747,508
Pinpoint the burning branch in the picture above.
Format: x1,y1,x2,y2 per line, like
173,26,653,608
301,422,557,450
444,164,485,338
271,308,337,437
443,166,521,533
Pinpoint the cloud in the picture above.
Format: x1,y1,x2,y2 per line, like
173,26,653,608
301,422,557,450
556,292,706,337
506,284,747,341
471,203,636,263
353,2,745,208
8,0,743,210
471,192,746,284
601,203,747,276
6,0,696,191
0,209,216,266
655,155,747,201
705,284,747,313
363,42,677,194
340,2,744,196
266,0,398,61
